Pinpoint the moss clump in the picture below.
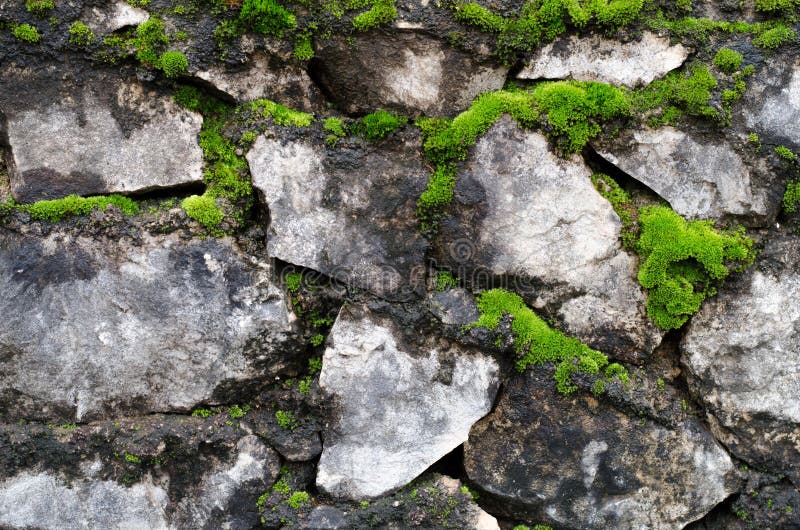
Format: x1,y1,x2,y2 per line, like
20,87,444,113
435,270,458,291
159,51,189,78
631,64,718,125
468,288,628,395
286,272,303,292
68,21,94,46
784,181,800,213
12,23,41,43
239,0,297,36
591,174,639,249
23,194,139,222
753,24,796,49
287,491,309,509
134,18,169,65
352,0,397,30
355,110,407,141
26,0,54,17
323,116,347,146
636,206,755,329
775,145,798,161
713,48,743,74
245,99,314,127
275,410,297,430
755,0,799,11
293,32,314,60
181,195,224,234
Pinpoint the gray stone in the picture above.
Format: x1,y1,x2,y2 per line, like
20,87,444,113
0,228,302,421
84,1,149,34
316,303,500,499
435,117,662,361
740,56,800,151
313,31,508,116
598,127,773,223
682,235,800,483
194,50,326,112
0,66,203,203
305,506,348,530
518,32,689,87
465,368,739,530
246,133,427,300
0,472,170,530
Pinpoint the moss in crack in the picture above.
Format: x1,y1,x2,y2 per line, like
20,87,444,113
351,0,397,30
181,195,224,234
591,174,639,249
159,51,189,78
20,195,139,222
355,110,407,141
783,181,800,213
467,288,628,395
239,0,297,36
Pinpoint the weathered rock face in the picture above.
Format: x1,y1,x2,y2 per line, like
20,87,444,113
597,127,776,224
0,66,204,203
739,56,800,151
0,227,302,421
682,235,800,483
312,31,508,116
316,303,500,499
435,117,662,361
194,50,326,112
518,32,689,87
465,368,739,530
83,0,149,33
247,131,428,300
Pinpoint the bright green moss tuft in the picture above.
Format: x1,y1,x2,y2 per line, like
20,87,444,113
286,272,303,292
26,0,54,17
775,145,798,161
275,410,297,430
239,0,297,36
631,64,718,124
453,2,507,32
160,51,189,78
713,48,743,74
352,0,397,30
355,110,407,141
435,271,458,291
134,18,169,65
247,99,314,127
287,491,309,509
636,206,755,329
755,0,799,11
68,21,94,46
13,23,41,43
294,32,314,60
24,194,139,222
468,288,627,394
753,24,796,49
417,164,456,230
181,194,224,233
323,117,347,137
784,181,800,213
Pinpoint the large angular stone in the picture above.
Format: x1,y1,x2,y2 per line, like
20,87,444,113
316,303,500,499
0,65,203,203
0,228,302,422
435,116,662,361
598,127,774,224
682,235,800,483
465,368,739,529
246,132,427,299
739,56,800,151
312,31,508,116
518,32,689,87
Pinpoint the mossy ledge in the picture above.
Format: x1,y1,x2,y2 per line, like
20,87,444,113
467,288,628,395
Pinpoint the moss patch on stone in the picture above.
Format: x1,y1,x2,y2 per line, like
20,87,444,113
20,194,139,222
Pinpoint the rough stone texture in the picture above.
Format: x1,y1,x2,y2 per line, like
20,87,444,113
739,56,800,151
598,127,774,224
194,50,326,112
682,235,800,484
0,227,302,422
312,31,508,116
436,117,662,361
518,32,689,87
0,65,203,203
84,1,149,34
0,472,170,529
247,132,427,300
465,367,739,530
316,303,500,499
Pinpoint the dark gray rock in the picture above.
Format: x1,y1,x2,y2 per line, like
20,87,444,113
464,367,739,530
316,303,500,499
0,65,203,203
312,30,508,117
246,130,428,300
435,117,663,361
0,227,303,422
682,235,800,484
739,56,800,151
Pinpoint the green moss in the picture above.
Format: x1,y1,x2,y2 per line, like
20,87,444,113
275,410,297,430
631,64,718,125
355,110,407,141
272,477,291,494
753,24,796,49
286,272,303,292
26,0,54,17
636,206,755,329
713,48,743,74
294,32,314,60
775,145,798,161
181,194,224,234
124,453,141,464
783,181,800,213
323,117,347,137
23,194,139,222
453,2,506,32
352,0,397,30
68,21,94,46
468,288,627,395
134,18,169,65
159,51,189,78
191,408,214,418
435,271,458,291
287,491,309,509
245,99,314,127
591,174,639,249
239,0,297,36
228,404,248,418
12,23,41,43
755,0,799,11
308,358,322,374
